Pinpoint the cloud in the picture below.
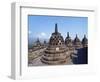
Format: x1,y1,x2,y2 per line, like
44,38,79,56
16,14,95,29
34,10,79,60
41,32,46,36
38,32,47,38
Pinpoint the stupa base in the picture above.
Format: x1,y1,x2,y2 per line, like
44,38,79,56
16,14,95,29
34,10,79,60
28,56,73,66
41,55,72,65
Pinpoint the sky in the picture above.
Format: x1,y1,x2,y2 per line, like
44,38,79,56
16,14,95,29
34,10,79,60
28,15,88,42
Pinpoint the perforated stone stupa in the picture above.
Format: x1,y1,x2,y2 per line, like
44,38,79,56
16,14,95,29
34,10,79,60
82,35,88,47
73,34,82,49
65,32,75,51
41,24,71,65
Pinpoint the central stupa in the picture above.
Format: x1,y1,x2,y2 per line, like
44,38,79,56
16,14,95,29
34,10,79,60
41,24,71,65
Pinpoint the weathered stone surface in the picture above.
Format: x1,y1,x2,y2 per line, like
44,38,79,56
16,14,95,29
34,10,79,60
41,24,72,65
73,34,82,49
28,24,88,66
82,35,88,47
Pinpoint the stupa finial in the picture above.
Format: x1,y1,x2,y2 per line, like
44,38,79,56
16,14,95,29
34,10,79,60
76,34,78,38
67,32,69,38
84,34,86,38
55,23,58,33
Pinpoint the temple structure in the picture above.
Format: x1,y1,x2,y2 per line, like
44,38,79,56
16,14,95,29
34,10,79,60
32,38,44,51
73,34,82,49
41,24,71,65
65,32,75,51
28,23,88,66
82,35,88,47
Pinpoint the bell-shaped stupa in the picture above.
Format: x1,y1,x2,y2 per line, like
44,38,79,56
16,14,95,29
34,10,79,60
82,35,88,47
65,32,75,51
41,24,71,65
73,34,82,49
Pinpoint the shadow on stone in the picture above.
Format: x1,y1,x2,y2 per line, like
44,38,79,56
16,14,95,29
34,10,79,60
72,47,88,64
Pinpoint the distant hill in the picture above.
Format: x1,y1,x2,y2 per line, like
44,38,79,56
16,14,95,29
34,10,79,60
28,37,49,48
